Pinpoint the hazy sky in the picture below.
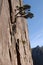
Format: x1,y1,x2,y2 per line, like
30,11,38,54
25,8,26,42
24,0,43,48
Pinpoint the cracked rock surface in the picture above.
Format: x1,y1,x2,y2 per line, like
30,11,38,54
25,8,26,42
0,0,33,65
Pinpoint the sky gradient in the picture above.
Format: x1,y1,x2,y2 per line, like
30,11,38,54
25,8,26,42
24,0,43,48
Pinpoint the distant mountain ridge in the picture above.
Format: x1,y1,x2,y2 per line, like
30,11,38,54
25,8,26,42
32,46,43,65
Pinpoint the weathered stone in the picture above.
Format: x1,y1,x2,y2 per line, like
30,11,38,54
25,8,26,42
0,0,33,65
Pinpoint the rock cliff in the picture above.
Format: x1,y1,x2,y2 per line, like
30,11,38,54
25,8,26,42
32,46,43,65
0,0,33,65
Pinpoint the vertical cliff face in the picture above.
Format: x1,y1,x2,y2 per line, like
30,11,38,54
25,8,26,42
0,0,33,65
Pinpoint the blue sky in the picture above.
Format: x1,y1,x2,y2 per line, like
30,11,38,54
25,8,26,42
24,0,43,48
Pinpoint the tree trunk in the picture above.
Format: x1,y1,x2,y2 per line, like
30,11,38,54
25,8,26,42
0,0,33,65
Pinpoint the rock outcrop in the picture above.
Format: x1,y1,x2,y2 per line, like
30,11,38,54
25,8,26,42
0,0,33,65
32,46,43,65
